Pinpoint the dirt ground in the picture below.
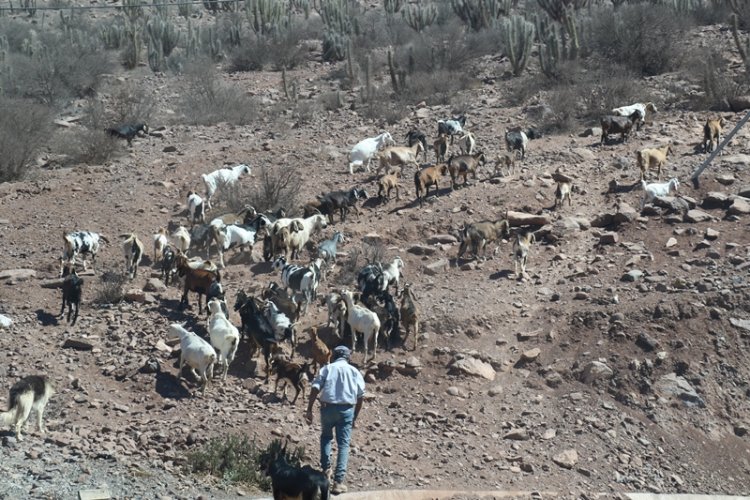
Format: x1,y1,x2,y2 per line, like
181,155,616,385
1,11,750,500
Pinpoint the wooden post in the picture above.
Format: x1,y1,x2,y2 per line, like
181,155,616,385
691,110,750,188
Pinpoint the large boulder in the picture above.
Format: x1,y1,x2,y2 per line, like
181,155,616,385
449,356,496,380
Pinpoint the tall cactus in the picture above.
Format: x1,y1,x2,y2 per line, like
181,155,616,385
383,0,403,15
402,2,438,32
319,0,358,61
535,14,562,78
536,0,583,59
245,0,285,36
122,18,142,69
451,0,511,31
146,29,164,71
146,15,180,58
500,15,534,76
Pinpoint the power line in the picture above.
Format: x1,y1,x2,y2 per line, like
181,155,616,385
0,0,242,12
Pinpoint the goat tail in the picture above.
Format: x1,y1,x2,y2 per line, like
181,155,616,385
413,170,421,198
641,180,648,191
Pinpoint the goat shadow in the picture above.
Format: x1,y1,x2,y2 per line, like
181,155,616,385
154,298,189,322
36,309,60,327
154,370,191,400
250,261,274,275
489,270,514,280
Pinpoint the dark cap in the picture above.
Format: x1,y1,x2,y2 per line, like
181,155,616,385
333,345,351,359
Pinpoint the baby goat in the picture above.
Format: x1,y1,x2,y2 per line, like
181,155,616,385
702,117,726,153
641,178,680,210
153,228,169,264
59,264,83,326
260,440,330,500
207,298,240,382
121,233,144,279
187,191,206,227
271,356,313,404
513,230,536,278
554,181,572,209
167,323,216,394
636,143,673,181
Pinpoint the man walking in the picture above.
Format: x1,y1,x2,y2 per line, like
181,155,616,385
305,345,365,495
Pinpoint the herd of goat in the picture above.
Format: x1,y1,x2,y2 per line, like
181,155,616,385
56,104,729,399
39,103,732,497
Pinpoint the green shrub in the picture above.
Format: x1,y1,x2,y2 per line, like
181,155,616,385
0,97,52,182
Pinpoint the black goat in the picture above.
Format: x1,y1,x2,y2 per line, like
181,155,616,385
260,440,330,500
405,129,428,162
59,264,83,325
364,291,400,350
161,244,177,286
248,208,286,262
234,290,279,381
262,282,302,323
189,224,214,258
600,111,640,145
106,123,148,146
357,263,387,304
315,188,367,224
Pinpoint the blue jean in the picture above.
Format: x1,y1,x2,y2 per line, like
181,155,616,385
319,403,354,484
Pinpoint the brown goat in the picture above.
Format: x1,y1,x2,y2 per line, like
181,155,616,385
433,134,448,162
636,143,673,181
702,117,726,153
271,356,313,404
554,181,572,209
399,283,420,351
176,253,221,314
448,152,486,189
414,163,448,206
308,327,331,371
493,152,516,177
378,171,401,202
457,218,510,261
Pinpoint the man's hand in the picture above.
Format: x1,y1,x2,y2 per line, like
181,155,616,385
305,408,313,425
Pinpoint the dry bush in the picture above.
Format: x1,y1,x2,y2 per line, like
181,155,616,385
180,59,260,126
94,270,127,305
691,49,747,110
228,28,307,72
0,97,53,182
335,242,387,286
227,166,303,215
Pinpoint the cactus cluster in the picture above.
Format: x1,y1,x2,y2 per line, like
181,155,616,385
535,0,583,62
146,15,180,71
731,12,750,77
319,0,358,61
245,0,286,36
500,14,534,76
383,0,403,15
100,20,127,49
451,0,511,31
402,2,438,33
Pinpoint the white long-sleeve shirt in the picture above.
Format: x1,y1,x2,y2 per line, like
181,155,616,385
311,358,365,405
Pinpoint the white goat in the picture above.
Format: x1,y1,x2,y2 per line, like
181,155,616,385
382,256,405,290
457,131,476,155
121,233,145,279
264,301,296,347
207,298,240,381
348,132,394,174
187,192,205,227
167,323,216,394
202,164,252,211
641,178,680,209
211,223,258,268
171,226,191,254
272,213,328,260
612,102,657,130
341,289,380,364
153,228,169,264
513,231,536,278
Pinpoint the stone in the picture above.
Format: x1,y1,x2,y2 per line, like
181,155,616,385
721,154,750,165
621,270,643,282
729,318,750,332
655,373,705,407
0,269,36,281
521,348,540,362
580,127,602,138
78,489,112,500
552,449,578,469
503,429,529,441
422,259,449,276
727,197,750,215
144,278,167,292
738,186,750,198
702,192,730,209
613,202,638,224
716,174,735,185
63,339,94,351
685,209,712,223
653,196,689,214
124,289,147,303
449,357,496,380
0,314,12,329
426,234,458,245
580,361,613,384
599,232,619,245
487,385,503,397
407,245,436,256
665,237,677,248
704,228,719,240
